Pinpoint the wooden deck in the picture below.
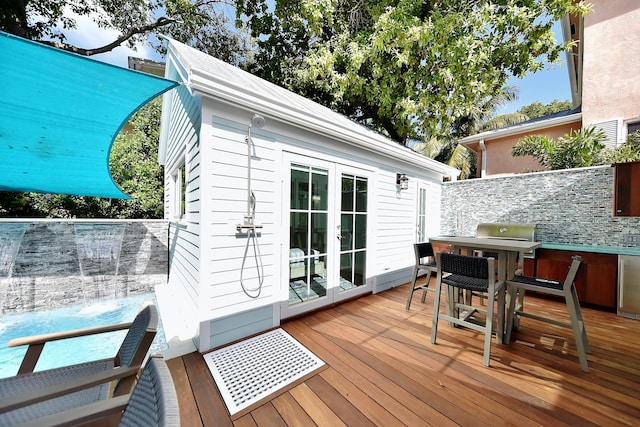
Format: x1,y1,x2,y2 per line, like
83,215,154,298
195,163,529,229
166,282,640,426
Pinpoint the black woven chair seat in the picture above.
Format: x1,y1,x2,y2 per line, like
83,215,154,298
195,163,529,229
443,274,489,292
511,275,562,290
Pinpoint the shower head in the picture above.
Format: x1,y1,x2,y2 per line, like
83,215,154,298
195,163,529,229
250,114,266,129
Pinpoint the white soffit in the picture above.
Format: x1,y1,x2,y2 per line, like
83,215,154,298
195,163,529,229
166,38,459,178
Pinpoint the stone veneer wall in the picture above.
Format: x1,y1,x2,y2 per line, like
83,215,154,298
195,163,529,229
0,220,168,314
441,165,640,247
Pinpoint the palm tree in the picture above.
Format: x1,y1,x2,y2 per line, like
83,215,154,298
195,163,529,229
414,86,528,179
413,137,475,179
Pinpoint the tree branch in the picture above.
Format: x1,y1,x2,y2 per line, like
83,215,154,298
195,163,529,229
39,17,178,56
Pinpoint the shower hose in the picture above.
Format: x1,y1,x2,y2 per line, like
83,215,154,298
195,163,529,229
240,193,264,298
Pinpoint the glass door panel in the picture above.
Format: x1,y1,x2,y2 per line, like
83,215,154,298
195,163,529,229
417,187,427,241
288,164,329,305
284,154,371,317
339,174,367,292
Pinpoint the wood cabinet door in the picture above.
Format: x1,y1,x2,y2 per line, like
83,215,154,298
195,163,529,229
534,249,617,309
614,161,640,216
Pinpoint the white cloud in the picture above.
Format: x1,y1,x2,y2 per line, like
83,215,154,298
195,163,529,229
60,11,161,68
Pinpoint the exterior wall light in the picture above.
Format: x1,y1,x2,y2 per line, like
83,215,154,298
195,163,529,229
396,173,409,190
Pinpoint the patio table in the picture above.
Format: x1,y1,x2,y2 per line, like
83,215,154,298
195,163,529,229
428,236,542,343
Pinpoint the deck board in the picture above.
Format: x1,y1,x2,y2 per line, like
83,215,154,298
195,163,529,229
168,283,640,426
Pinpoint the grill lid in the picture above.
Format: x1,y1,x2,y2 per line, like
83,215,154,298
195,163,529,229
475,223,536,241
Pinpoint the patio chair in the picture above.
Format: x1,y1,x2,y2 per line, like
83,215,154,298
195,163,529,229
431,253,505,367
406,242,438,310
505,256,590,372
0,301,158,425
13,355,180,427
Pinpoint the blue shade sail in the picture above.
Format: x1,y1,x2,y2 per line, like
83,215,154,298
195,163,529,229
0,32,178,199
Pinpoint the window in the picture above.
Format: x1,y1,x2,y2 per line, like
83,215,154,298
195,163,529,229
171,161,186,220
627,121,640,138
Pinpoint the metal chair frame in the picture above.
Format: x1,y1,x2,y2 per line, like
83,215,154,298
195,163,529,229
406,242,438,310
505,255,590,372
431,252,505,367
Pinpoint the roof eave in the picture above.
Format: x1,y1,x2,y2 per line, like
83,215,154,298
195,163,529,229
187,68,460,179
458,112,583,146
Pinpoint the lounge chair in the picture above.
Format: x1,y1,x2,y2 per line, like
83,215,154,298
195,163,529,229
13,355,180,427
0,301,158,425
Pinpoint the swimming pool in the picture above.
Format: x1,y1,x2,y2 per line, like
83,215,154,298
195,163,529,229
0,293,167,379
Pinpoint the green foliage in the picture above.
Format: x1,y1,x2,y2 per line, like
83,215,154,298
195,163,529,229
478,112,530,132
0,1,250,63
413,138,476,180
598,131,640,164
517,99,573,120
108,97,165,218
0,193,47,217
238,0,589,144
512,126,606,170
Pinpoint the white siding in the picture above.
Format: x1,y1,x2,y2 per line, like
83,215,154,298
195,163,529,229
372,173,443,292
199,112,278,321
592,119,622,147
159,40,456,352
162,83,202,330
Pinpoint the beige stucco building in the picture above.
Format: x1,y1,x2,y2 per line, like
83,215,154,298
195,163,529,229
460,0,640,178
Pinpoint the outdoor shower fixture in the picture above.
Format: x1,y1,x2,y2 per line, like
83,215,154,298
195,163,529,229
238,114,265,298
237,113,265,232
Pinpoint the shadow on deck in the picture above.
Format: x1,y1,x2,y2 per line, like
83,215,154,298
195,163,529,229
167,282,640,426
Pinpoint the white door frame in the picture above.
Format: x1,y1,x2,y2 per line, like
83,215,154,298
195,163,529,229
281,152,372,318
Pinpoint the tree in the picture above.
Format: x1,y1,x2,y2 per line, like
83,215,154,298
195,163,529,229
518,99,573,120
108,97,166,218
511,126,606,171
0,0,250,65
598,131,640,164
414,85,523,179
413,137,475,180
0,193,47,217
238,0,589,144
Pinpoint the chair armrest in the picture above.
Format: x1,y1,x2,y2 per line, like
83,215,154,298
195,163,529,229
16,394,130,427
0,364,140,413
8,322,134,348
8,322,133,375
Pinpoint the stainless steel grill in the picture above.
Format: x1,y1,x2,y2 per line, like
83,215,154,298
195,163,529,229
476,223,536,258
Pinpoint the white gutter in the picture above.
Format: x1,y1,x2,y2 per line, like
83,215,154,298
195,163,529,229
561,15,580,108
458,112,582,146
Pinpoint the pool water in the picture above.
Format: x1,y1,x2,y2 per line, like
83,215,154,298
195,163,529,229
0,293,167,379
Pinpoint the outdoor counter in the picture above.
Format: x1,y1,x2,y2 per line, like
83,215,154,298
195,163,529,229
540,242,640,256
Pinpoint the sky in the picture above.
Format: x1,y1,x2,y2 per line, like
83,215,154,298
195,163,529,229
63,13,572,117
497,21,572,115
59,12,158,68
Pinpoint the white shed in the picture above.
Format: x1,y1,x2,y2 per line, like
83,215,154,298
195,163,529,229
158,38,459,352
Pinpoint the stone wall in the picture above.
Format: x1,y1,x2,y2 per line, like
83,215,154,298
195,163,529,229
441,165,640,246
0,220,168,314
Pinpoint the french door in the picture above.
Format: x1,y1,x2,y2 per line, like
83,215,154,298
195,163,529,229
283,153,371,318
